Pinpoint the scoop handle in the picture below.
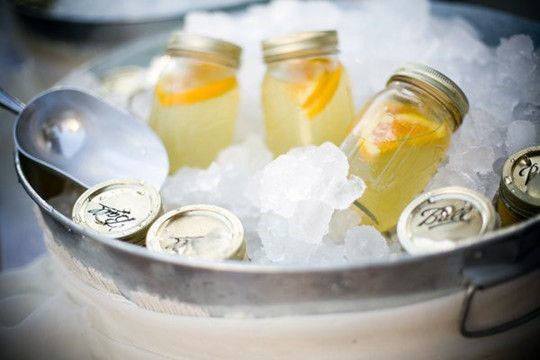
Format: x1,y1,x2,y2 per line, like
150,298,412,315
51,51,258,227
0,87,25,115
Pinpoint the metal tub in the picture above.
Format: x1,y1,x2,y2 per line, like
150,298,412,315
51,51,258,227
11,2,540,357
15,152,540,323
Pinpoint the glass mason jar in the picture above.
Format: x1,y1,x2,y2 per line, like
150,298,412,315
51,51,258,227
341,64,469,232
149,33,242,173
496,146,540,226
261,30,355,156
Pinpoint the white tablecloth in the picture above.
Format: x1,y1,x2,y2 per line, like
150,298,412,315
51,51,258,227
2,254,540,359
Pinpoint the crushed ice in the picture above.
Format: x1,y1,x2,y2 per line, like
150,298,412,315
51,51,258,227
60,0,539,264
164,140,368,264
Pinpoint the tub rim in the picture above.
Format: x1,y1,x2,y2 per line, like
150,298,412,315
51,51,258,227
14,150,540,275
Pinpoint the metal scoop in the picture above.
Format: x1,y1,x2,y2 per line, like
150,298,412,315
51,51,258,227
1,87,168,190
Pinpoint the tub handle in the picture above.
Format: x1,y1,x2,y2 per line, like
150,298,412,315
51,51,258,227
459,262,540,338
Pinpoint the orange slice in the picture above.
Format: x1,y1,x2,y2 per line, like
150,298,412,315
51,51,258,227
284,59,343,120
301,66,342,119
156,76,237,106
359,112,446,160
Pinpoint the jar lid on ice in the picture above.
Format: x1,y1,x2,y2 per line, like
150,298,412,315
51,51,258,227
397,186,499,254
499,145,540,219
146,205,246,261
72,179,162,244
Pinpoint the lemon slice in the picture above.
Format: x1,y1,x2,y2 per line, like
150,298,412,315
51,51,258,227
302,66,342,119
285,58,329,102
156,76,237,106
359,112,446,160
393,113,447,146
284,59,342,120
358,140,381,159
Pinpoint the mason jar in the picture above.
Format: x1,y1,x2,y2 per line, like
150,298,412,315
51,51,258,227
496,146,540,226
261,30,355,156
397,186,499,254
146,205,246,261
72,179,163,245
149,33,242,172
341,64,469,232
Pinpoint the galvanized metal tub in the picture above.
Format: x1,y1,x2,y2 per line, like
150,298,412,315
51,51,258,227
12,2,540,357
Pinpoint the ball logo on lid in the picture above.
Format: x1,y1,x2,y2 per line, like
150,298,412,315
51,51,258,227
146,205,245,261
517,158,538,187
410,198,484,243
417,203,474,230
499,146,540,221
87,203,136,229
72,179,162,242
397,186,498,254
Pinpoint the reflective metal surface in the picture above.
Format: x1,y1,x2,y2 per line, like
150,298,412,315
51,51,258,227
262,30,338,64
499,146,540,219
397,187,499,254
4,2,540,329
387,63,469,128
146,205,246,261
2,87,169,190
72,179,162,244
15,151,540,318
167,32,242,69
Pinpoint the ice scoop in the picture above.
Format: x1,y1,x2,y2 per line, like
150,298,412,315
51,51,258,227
0,87,168,189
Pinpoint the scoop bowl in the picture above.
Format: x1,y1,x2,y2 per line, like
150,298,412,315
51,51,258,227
1,87,168,190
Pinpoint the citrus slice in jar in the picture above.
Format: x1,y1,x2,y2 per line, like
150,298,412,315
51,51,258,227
301,65,342,119
359,112,447,160
156,76,237,106
285,58,343,120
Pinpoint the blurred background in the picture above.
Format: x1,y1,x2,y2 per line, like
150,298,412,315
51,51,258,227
0,0,539,270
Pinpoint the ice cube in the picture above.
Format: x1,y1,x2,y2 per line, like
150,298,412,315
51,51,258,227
257,212,316,264
325,208,360,244
309,241,347,265
287,200,335,244
344,226,390,261
63,0,540,264
496,35,535,86
505,120,538,154
248,142,366,263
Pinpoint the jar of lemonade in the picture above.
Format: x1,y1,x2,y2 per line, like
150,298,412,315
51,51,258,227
149,33,242,172
341,64,469,232
261,30,355,156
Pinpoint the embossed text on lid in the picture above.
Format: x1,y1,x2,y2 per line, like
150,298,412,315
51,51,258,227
397,186,498,254
146,204,245,261
499,146,540,219
72,179,162,242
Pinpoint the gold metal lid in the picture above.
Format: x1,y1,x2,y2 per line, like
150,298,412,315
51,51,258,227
499,146,540,219
262,30,338,64
72,179,162,243
397,187,498,255
166,32,242,69
387,63,469,129
146,205,245,261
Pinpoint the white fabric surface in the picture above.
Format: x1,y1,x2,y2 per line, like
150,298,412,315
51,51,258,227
1,255,540,359
0,257,91,359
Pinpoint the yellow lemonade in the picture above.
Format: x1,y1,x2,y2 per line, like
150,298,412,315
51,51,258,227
149,32,242,173
262,57,354,155
261,30,354,156
150,63,239,172
342,101,452,231
341,64,468,232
